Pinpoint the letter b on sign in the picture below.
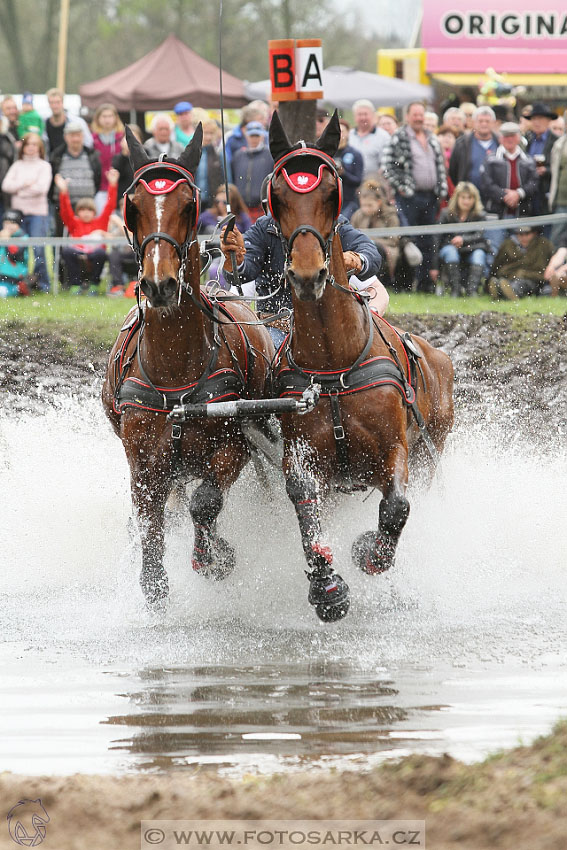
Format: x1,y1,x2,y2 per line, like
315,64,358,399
269,39,297,102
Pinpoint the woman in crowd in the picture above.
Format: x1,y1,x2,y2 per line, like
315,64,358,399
91,103,124,213
1,132,52,291
432,181,490,296
199,183,251,235
112,124,144,201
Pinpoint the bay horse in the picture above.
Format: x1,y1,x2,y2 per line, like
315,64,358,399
102,126,274,606
268,111,454,622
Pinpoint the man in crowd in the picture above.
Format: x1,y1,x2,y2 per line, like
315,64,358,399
44,88,93,155
144,114,184,159
50,122,101,234
548,111,567,246
382,101,447,292
225,101,270,167
479,121,538,256
173,101,194,145
523,102,558,219
348,99,390,177
1,97,20,141
449,106,499,190
488,225,553,299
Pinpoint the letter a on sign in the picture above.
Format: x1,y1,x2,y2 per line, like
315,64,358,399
269,39,297,101
296,39,323,100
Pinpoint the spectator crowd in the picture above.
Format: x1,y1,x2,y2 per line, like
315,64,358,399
0,87,566,301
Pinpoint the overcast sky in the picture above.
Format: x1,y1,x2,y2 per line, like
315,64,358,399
337,0,420,44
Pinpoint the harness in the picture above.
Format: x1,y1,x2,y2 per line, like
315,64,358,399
268,146,343,274
269,145,439,486
123,158,200,288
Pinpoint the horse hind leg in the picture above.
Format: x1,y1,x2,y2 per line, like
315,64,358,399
189,480,235,580
285,472,350,622
353,448,410,576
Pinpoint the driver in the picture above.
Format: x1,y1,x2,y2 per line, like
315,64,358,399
219,208,387,346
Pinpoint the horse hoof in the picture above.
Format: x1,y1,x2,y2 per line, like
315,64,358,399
309,572,350,622
352,531,393,575
140,568,169,606
193,537,235,581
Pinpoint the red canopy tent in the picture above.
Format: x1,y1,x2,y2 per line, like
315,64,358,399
79,35,248,111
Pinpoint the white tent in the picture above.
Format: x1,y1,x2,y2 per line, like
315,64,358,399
245,66,433,109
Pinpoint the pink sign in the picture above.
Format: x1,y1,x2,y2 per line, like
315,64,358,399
422,0,567,73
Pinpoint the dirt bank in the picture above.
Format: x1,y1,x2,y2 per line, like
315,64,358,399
2,312,566,436
1,722,566,850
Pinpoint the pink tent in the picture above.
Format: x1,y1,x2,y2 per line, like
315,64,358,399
80,34,248,111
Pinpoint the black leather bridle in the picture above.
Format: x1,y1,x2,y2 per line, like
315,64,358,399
267,147,343,272
123,158,200,288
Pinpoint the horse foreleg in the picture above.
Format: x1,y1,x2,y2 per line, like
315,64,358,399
189,478,234,580
131,469,171,607
353,445,410,575
285,471,350,622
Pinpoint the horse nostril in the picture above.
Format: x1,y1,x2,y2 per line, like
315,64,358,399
316,267,327,285
162,277,177,298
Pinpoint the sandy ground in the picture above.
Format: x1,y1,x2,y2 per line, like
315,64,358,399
1,312,566,849
1,722,567,850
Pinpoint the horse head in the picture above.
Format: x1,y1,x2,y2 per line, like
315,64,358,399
268,109,342,301
123,124,203,309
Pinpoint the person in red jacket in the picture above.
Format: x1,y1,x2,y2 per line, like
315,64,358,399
54,168,118,294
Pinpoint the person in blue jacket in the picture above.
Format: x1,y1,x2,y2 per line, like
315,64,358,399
0,209,30,297
219,211,385,346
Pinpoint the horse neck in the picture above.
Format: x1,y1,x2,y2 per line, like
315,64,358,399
290,233,370,369
140,247,209,383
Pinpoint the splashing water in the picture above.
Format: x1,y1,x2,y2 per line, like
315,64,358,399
1,394,566,775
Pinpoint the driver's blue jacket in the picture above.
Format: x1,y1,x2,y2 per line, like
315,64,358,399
223,214,381,314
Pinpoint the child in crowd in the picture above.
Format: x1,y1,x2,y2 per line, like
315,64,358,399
54,168,118,294
0,209,30,297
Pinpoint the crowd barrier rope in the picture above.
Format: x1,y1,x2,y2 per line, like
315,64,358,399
0,212,565,295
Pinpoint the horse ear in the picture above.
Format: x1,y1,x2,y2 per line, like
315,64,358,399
269,110,293,163
316,109,341,157
125,125,149,171
178,123,203,175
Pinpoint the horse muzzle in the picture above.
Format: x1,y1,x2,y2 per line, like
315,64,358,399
286,266,328,301
140,276,178,308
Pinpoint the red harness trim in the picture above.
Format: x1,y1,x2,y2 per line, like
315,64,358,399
138,177,188,195
281,164,327,193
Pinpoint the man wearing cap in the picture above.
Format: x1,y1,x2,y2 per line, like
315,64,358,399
173,102,194,146
18,93,44,138
50,122,101,235
231,121,273,221
523,102,558,220
488,225,553,300
479,122,538,256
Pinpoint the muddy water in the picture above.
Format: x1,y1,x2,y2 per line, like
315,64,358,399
1,382,566,778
